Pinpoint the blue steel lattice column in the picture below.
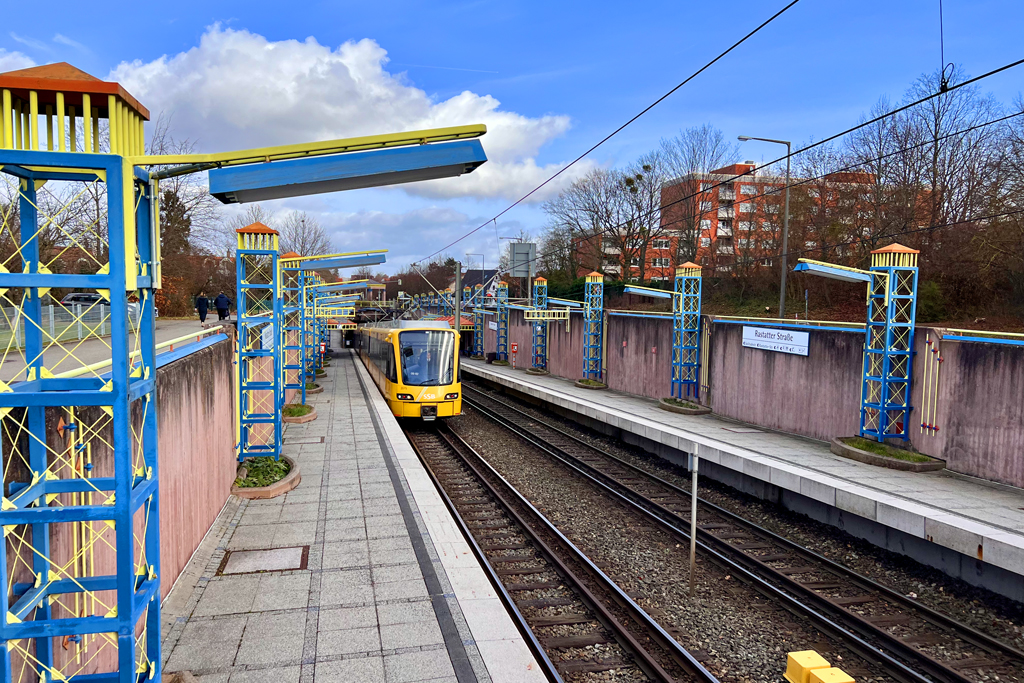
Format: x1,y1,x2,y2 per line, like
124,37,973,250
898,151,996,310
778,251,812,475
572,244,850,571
0,75,162,681
280,253,304,406
583,272,604,381
496,281,509,361
673,263,702,400
532,277,548,370
861,244,919,441
236,224,282,461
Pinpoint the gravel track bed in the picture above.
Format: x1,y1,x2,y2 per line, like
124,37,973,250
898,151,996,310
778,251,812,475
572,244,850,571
464,381,1024,655
450,409,891,683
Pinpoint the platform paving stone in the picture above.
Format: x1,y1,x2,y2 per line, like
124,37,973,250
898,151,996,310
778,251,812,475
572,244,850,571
162,354,497,682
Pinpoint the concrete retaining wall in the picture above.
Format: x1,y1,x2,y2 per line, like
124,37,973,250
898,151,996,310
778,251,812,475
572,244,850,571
911,333,1024,487
707,322,864,442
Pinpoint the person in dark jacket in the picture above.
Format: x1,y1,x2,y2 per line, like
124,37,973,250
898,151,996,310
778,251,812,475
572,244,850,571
195,292,209,325
214,292,231,320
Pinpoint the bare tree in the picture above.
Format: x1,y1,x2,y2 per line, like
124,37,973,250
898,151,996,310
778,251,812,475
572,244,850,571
542,169,625,277
278,211,332,258
660,125,740,264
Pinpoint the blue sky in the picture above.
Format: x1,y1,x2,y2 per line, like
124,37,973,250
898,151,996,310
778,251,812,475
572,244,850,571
3,0,1022,273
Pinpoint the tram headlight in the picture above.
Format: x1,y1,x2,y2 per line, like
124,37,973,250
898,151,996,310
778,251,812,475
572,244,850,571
397,393,413,400
445,393,459,400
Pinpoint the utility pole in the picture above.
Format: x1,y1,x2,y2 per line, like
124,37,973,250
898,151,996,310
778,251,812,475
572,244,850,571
454,262,462,330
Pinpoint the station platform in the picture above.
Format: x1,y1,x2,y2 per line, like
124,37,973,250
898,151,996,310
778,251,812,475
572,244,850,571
462,360,1024,600
160,352,545,682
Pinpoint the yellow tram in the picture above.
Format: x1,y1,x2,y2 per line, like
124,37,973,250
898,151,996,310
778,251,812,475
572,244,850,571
356,321,462,420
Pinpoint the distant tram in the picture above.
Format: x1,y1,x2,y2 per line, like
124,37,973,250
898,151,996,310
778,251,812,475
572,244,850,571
356,321,461,421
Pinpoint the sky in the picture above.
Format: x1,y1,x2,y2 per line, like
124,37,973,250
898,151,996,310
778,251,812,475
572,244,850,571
3,0,1023,274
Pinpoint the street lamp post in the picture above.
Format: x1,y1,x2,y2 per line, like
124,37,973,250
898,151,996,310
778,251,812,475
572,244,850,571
738,135,791,318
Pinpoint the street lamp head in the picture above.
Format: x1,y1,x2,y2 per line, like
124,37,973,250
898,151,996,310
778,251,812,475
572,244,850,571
737,136,752,141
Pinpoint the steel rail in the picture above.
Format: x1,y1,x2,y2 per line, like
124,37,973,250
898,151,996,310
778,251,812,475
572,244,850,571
408,423,718,683
404,428,564,683
464,387,1024,668
462,388,983,683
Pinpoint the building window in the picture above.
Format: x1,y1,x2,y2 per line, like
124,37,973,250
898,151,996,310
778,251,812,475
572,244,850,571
652,239,671,249
630,257,640,266
700,237,711,247
739,202,754,213
651,257,671,268
737,238,750,248
701,182,713,190
700,201,713,212
741,184,757,195
738,220,756,231
700,219,712,231
807,188,820,198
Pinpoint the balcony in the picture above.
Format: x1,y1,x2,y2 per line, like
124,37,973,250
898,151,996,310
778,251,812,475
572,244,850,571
719,187,735,200
716,222,733,237
718,205,734,219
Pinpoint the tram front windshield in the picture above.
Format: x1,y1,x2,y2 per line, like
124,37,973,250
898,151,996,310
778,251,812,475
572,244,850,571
399,330,456,386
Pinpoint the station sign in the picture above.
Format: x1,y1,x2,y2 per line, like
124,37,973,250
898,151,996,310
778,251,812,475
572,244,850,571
741,326,809,356
488,321,498,331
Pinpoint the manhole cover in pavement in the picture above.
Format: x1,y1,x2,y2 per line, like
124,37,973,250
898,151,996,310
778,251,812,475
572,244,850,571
219,546,309,575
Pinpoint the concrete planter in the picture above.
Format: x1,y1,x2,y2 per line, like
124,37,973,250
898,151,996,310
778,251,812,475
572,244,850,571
526,368,550,376
574,379,608,390
231,456,301,499
282,405,318,424
658,398,712,416
830,438,945,472
469,355,485,361
305,384,324,395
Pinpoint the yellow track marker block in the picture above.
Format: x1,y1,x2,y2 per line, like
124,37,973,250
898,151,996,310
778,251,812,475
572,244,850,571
810,669,855,683
784,651,832,683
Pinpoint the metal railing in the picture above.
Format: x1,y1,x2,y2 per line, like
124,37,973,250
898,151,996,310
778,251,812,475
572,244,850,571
0,304,142,348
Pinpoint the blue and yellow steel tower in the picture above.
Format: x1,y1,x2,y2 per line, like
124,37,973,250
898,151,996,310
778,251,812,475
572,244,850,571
280,252,304,407
673,263,702,400
496,281,509,361
0,64,162,682
532,277,548,370
583,272,604,381
862,244,919,441
236,224,282,461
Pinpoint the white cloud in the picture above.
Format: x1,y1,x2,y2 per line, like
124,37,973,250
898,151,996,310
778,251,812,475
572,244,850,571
8,33,50,53
53,34,88,52
109,25,591,202
0,48,35,71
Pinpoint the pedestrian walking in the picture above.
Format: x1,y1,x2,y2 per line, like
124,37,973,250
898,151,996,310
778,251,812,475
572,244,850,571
214,291,231,321
195,292,209,325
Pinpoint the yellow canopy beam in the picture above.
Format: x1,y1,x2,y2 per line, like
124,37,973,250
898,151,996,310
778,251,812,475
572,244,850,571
131,124,486,179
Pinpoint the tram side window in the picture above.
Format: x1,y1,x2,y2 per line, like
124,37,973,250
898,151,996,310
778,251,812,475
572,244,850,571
368,335,396,383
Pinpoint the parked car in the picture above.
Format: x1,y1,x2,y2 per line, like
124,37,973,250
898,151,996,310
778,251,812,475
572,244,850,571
60,292,140,319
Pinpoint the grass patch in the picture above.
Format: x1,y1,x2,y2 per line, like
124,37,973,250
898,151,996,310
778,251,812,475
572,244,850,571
492,360,510,366
316,369,327,377
663,397,702,410
305,382,320,390
577,378,606,387
235,456,291,488
843,437,933,463
283,403,313,418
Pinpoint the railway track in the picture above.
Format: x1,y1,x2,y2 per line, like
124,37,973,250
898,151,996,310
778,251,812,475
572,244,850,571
461,384,1024,683
404,422,719,683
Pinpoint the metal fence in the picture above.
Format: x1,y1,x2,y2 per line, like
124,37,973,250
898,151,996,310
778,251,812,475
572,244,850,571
0,304,142,348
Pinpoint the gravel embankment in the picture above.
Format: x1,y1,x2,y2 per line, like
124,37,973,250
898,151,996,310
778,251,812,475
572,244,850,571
451,409,892,683
463,382,1024,657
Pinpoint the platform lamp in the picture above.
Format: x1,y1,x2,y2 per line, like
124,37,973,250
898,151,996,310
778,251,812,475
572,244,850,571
738,135,791,318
